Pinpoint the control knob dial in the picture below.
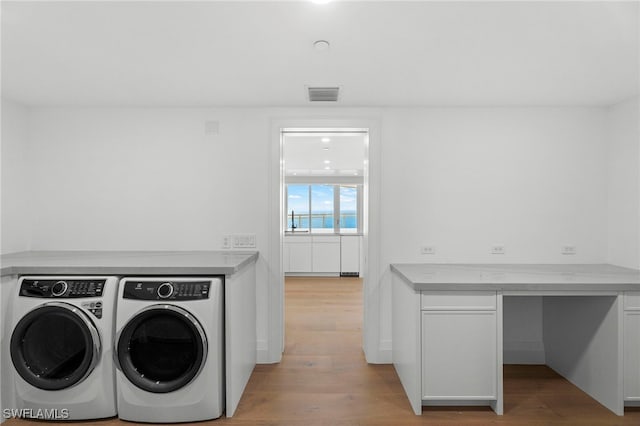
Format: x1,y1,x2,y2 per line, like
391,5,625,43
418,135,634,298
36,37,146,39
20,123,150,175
157,282,174,299
51,280,68,297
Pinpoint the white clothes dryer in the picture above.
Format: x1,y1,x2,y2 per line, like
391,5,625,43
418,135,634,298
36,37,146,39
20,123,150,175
114,277,224,423
9,276,118,420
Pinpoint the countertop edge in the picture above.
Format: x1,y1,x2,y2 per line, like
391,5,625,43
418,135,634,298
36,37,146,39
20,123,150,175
0,251,259,278
391,263,640,292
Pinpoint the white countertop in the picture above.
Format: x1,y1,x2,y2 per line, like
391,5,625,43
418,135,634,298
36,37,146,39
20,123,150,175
0,250,258,277
391,263,640,292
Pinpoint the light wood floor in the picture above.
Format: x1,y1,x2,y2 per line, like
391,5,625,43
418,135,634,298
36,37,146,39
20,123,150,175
8,276,640,425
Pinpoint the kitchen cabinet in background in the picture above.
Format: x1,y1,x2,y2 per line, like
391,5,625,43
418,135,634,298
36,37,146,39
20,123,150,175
283,236,312,273
340,235,360,277
284,235,360,276
312,236,341,273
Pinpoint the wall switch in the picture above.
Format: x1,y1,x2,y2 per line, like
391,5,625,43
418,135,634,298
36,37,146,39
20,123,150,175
222,235,232,249
204,120,219,135
233,234,256,248
421,246,436,255
561,245,576,255
491,245,506,255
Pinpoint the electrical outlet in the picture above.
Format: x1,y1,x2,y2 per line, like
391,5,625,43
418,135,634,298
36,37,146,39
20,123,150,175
491,245,506,255
421,246,436,255
233,234,256,248
222,235,232,249
561,245,576,255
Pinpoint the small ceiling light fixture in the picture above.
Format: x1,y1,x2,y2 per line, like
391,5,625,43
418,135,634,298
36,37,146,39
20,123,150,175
313,40,330,51
321,137,331,143
323,147,330,151
324,160,331,164
324,166,331,170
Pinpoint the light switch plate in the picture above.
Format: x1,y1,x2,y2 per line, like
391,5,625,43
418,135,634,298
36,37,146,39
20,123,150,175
233,234,256,248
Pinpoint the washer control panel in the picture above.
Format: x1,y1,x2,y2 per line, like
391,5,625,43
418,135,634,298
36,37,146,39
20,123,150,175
123,280,211,301
20,279,105,298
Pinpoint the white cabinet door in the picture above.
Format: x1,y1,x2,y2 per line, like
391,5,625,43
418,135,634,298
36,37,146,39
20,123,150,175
421,310,497,400
312,236,340,273
340,236,360,275
286,237,312,273
624,311,640,400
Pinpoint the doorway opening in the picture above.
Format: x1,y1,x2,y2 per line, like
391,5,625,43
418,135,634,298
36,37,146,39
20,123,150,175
281,129,369,353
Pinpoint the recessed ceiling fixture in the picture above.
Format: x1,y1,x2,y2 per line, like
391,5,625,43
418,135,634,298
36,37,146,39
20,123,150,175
324,160,331,164
323,147,330,151
313,40,330,51
321,137,331,143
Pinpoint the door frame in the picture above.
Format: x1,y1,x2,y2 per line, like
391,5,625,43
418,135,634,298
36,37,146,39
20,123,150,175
267,116,383,363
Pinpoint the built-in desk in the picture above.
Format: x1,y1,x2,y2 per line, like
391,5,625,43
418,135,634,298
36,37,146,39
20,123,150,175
391,264,640,416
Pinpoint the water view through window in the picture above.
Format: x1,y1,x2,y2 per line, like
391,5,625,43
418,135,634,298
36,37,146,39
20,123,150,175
287,184,358,233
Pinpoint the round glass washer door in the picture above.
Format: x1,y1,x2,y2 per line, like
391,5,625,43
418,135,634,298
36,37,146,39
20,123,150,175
116,305,208,393
10,302,101,391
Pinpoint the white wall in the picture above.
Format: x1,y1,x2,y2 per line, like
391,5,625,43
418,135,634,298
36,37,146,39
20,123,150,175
379,107,608,360
380,107,608,264
606,97,640,269
27,108,270,251
1,99,31,254
14,105,618,363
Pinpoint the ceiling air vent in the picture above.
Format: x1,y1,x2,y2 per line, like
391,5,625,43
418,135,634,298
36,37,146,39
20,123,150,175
308,87,340,102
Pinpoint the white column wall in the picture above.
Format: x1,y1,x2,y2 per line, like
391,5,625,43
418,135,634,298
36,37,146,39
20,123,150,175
1,99,31,254
606,96,640,269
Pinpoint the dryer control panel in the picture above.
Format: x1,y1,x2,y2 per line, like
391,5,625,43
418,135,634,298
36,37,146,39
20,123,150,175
19,279,105,298
123,280,211,301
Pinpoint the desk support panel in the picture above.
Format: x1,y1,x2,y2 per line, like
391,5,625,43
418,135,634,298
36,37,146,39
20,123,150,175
543,295,623,416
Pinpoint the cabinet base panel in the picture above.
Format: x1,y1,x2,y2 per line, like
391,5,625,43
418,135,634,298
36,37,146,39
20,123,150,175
422,400,501,414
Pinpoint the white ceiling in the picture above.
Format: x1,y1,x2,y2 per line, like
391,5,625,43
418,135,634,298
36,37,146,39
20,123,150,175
283,132,367,176
1,0,638,107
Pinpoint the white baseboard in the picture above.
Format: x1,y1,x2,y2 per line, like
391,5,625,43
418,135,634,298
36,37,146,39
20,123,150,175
364,340,392,364
257,348,274,364
256,339,281,364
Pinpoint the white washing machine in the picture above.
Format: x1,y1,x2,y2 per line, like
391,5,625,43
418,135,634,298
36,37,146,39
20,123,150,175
9,276,118,420
114,277,224,423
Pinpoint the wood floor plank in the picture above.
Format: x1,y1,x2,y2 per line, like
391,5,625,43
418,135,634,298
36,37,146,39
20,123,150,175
6,276,640,425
